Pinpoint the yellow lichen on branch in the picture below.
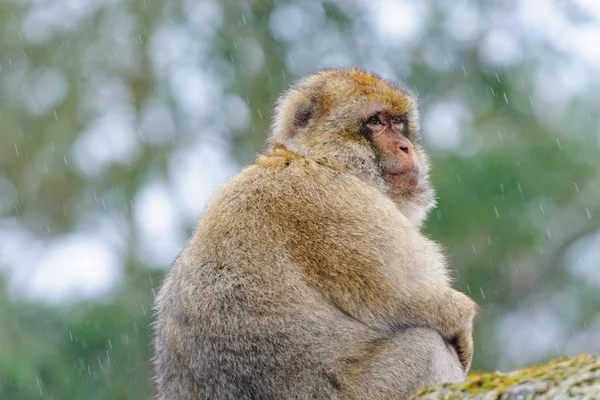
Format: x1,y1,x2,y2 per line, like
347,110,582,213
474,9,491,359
413,354,600,399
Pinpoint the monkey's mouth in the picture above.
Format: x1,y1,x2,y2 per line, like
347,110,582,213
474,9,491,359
383,170,419,190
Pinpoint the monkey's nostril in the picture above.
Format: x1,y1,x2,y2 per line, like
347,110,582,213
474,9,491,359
400,145,410,154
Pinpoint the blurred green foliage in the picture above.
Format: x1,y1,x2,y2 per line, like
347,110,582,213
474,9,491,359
1,0,599,398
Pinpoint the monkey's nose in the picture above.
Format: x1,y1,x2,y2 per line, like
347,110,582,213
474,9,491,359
399,145,410,155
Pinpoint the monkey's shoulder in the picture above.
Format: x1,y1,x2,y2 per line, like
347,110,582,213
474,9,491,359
222,154,386,215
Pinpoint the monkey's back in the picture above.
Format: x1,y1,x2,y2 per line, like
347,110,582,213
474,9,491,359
154,156,447,399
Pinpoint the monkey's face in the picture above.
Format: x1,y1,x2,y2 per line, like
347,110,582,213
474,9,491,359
361,112,420,197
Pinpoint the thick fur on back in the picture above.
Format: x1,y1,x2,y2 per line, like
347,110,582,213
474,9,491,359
153,69,473,399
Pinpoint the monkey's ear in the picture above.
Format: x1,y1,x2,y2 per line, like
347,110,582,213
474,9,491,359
270,89,316,143
293,101,314,129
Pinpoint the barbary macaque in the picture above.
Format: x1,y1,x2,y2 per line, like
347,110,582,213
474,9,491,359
154,68,477,399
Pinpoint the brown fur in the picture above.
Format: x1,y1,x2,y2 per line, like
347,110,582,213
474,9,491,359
154,68,477,399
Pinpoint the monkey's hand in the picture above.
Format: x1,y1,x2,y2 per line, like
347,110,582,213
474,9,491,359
448,326,473,372
435,290,476,372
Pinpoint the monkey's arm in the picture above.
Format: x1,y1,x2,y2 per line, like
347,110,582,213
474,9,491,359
279,194,476,370
323,272,475,372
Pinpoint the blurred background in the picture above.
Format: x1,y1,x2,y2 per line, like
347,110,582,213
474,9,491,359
1,0,599,398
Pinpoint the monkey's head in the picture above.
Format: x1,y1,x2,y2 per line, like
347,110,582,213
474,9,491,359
268,68,435,227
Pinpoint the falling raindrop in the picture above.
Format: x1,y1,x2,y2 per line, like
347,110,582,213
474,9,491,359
36,377,43,396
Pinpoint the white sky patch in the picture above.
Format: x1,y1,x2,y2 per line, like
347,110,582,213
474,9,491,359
77,211,130,256
269,4,313,43
150,25,202,78
444,1,480,43
364,0,425,45
134,180,186,269
479,29,523,68
224,95,252,133
565,232,600,286
530,65,589,124
184,0,223,37
138,100,176,146
72,109,140,176
0,224,43,278
565,313,600,356
14,233,122,305
519,0,570,40
238,38,266,76
495,290,578,369
80,77,132,118
169,66,222,121
21,0,102,44
169,140,239,221
576,0,600,21
567,24,600,68
422,100,470,151
422,40,455,72
21,67,68,116
496,308,565,369
519,0,600,68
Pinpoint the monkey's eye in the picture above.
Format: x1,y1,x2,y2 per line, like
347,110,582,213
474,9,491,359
366,115,381,125
392,116,407,135
392,116,404,127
